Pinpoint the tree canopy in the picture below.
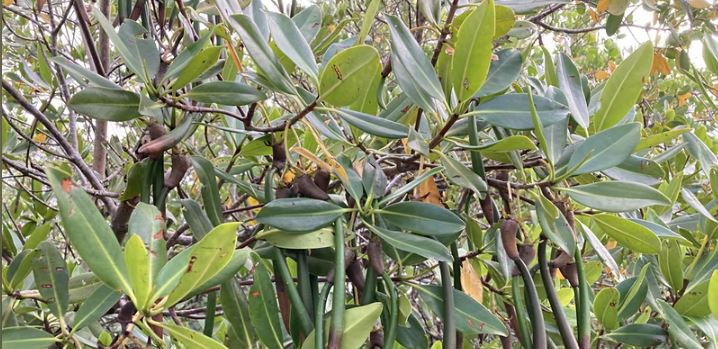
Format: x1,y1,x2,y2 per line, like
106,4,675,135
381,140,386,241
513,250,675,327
2,0,718,348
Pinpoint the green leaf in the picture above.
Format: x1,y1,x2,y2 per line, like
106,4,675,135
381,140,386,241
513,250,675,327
556,53,589,128
473,93,569,130
357,0,382,44
191,156,224,227
415,284,508,336
256,198,346,233
293,5,322,42
593,214,660,254
124,234,152,309
680,187,718,223
603,324,667,347
301,302,383,349
71,285,121,332
628,219,686,241
127,203,166,279
1,327,58,349
439,152,488,194
659,240,684,291
184,81,265,107
332,108,409,139
535,195,576,255
68,87,141,122
52,56,119,88
683,132,718,175
164,322,227,349
617,265,649,319
256,228,334,249
189,249,250,297
23,222,52,251
221,279,255,347
165,223,239,306
365,222,452,262
46,166,132,295
593,42,653,131
565,122,640,176
709,270,718,320
180,199,214,240
386,15,446,113
267,12,318,79
248,260,284,349
656,300,703,349
318,45,381,107
703,34,718,76
379,166,445,206
164,29,213,82
673,280,710,317
32,241,69,318
593,287,620,330
378,201,464,237
451,0,495,103
154,246,194,299
229,14,295,94
563,181,670,212
477,48,522,97
7,250,36,290
171,46,222,90
494,5,515,38
542,46,558,86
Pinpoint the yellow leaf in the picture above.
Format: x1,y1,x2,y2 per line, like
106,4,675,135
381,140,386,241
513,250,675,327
33,133,47,143
677,92,692,107
460,260,483,303
606,240,617,249
3,0,14,6
597,0,610,13
595,70,610,81
607,60,617,72
416,175,442,206
651,51,671,76
282,169,295,185
588,9,600,23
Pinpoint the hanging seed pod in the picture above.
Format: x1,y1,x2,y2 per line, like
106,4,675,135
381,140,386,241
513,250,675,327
147,122,166,140
294,174,330,200
313,169,330,193
518,244,536,266
163,154,190,188
138,117,195,159
549,251,574,269
275,187,293,199
111,197,138,243
559,263,579,288
118,301,136,335
367,239,385,274
347,259,365,292
501,219,520,260
272,141,286,170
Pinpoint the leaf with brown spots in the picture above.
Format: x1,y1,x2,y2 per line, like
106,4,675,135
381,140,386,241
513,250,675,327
32,241,69,318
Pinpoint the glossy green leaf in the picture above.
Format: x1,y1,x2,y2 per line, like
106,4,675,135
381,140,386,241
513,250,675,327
267,12,318,79
683,132,718,175
52,56,118,89
703,34,718,76
386,15,445,113
451,0,495,102
593,214,660,254
191,156,224,226
680,187,718,223
674,280,710,317
7,250,36,290
229,14,295,94
1,327,58,349
184,81,265,106
248,260,284,349
378,201,464,237
630,219,685,240
164,322,227,349
535,195,576,255
477,49,522,97
415,284,508,336
603,324,667,347
165,223,239,306
32,241,69,318
593,42,653,131
68,87,140,122
617,265,649,319
556,53,589,128
71,285,121,332
181,199,214,240
189,249,250,297
256,198,346,233
656,300,702,349
659,240,684,291
333,108,409,139
473,93,569,130
365,222,452,262
565,122,640,175
256,228,334,249
164,29,213,82
709,270,718,320
92,10,157,83
171,46,222,90
439,152,488,194
563,181,670,212
221,278,255,347
46,166,132,295
593,287,620,330
301,302,383,349
124,234,152,308
357,0,382,44
319,45,381,107
293,5,322,42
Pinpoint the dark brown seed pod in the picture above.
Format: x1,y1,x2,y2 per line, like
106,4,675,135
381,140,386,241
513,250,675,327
501,219,520,260
518,244,536,266
480,196,497,225
549,251,574,269
275,187,293,199
272,141,286,170
367,239,385,274
164,154,190,188
117,301,136,334
294,174,330,200
313,169,330,193
559,263,579,288
148,122,166,140
111,197,138,243
346,259,365,292
327,250,356,283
